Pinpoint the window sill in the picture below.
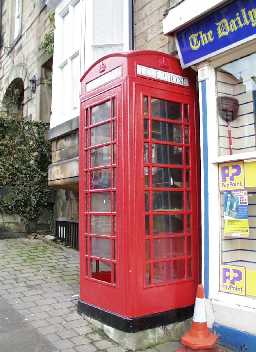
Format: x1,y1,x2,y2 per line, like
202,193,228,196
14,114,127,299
211,151,256,164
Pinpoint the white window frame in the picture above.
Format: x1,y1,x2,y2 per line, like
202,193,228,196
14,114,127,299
54,0,82,122
50,0,131,128
13,0,22,41
82,0,131,71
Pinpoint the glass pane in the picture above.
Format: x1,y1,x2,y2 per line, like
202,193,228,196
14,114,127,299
91,238,112,259
144,143,149,162
173,260,185,279
111,99,115,117
144,96,148,116
91,101,111,124
151,98,181,120
186,148,190,166
112,192,116,212
145,263,151,285
186,192,191,210
113,169,116,188
187,215,191,232
145,192,149,211
153,214,183,234
112,144,116,164
91,169,111,189
184,127,189,144
187,236,191,255
187,258,192,278
112,216,116,234
144,119,149,138
91,260,112,283
184,104,189,121
186,169,190,188
91,216,112,234
144,167,149,186
152,121,182,143
153,191,183,210
84,194,88,211
153,260,185,283
91,192,111,212
91,123,111,146
112,121,116,140
145,215,150,235
152,144,183,165
153,262,170,284
146,240,150,260
152,168,183,188
91,146,111,167
153,237,185,259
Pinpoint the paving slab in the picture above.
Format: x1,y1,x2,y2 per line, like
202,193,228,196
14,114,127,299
0,238,234,352
0,297,56,352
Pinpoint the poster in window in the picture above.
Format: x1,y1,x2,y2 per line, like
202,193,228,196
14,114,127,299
246,269,256,297
221,265,245,296
219,162,244,191
223,190,249,237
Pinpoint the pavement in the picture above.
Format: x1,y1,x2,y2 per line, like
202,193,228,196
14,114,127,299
0,238,233,352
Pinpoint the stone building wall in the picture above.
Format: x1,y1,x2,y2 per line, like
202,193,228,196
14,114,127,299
0,1,52,122
0,1,53,236
134,0,176,54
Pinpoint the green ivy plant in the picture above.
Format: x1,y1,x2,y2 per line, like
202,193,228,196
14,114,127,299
0,117,54,227
39,11,55,56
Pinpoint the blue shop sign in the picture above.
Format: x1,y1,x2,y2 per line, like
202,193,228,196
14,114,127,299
177,0,256,67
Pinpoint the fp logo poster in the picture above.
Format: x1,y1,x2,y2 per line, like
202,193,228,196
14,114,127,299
221,265,245,296
219,162,244,191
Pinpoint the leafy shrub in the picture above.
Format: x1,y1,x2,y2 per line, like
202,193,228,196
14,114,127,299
0,118,53,224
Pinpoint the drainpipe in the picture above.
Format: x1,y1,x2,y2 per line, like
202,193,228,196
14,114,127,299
0,0,3,49
129,0,134,50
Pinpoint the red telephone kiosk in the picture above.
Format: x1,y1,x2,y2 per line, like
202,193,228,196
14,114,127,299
79,51,200,332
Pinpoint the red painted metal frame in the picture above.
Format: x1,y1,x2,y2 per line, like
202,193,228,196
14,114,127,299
79,51,200,318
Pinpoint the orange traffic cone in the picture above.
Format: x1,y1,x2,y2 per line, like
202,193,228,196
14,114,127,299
180,284,218,350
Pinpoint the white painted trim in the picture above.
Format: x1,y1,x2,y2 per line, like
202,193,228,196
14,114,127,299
209,38,256,68
206,67,221,300
198,64,220,299
198,73,206,285
83,0,94,70
123,0,130,50
212,152,256,164
210,298,256,334
163,0,228,34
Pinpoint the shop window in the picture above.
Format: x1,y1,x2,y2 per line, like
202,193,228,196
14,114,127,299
217,53,256,298
216,53,256,156
219,161,256,298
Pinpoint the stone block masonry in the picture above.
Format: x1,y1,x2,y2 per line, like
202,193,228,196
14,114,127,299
134,0,176,53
